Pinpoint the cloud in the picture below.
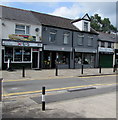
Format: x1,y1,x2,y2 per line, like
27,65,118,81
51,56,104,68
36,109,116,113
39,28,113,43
50,2,116,26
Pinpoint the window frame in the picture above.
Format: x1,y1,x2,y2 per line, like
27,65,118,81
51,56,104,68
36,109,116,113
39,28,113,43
84,22,88,31
49,31,56,43
88,36,93,46
15,24,30,35
63,33,69,44
77,34,84,45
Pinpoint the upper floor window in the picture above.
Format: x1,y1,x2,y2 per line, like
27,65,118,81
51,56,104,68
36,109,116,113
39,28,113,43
101,41,105,47
49,30,56,43
78,34,84,45
88,37,93,46
15,25,30,35
108,42,112,48
63,33,69,44
84,22,88,31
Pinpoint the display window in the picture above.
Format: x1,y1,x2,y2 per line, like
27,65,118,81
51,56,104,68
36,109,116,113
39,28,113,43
58,52,69,64
75,53,82,64
4,47,31,63
83,54,94,65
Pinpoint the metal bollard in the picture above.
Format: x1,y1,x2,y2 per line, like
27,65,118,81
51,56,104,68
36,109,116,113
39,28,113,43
55,65,58,76
81,64,83,74
22,66,25,77
42,86,45,111
99,65,101,73
0,78,3,102
113,65,116,72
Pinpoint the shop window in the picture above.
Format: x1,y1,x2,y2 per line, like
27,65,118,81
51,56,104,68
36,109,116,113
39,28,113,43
15,25,30,35
78,34,84,45
75,53,82,64
14,48,22,61
58,52,69,64
4,47,31,63
23,48,31,61
83,54,94,65
88,37,93,46
4,47,13,62
49,31,56,43
84,22,88,31
63,33,69,44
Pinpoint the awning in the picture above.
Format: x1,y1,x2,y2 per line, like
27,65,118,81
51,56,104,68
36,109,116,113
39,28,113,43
44,45,72,52
75,47,97,53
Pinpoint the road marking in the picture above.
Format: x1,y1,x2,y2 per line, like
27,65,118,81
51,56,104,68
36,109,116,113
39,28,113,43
3,76,75,83
3,82,118,97
3,74,116,83
79,74,116,78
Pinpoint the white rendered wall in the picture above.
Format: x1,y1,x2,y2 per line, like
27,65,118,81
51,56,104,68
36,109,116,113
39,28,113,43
2,20,42,41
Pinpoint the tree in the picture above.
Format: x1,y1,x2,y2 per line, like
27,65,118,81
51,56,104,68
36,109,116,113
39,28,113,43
90,14,117,33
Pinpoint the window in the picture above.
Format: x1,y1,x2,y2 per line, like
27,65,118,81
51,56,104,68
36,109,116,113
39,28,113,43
78,34,84,45
88,37,93,46
58,52,69,64
84,22,88,31
101,41,105,47
108,42,112,48
15,25,30,35
4,47,31,62
49,31,56,43
64,33,69,44
83,54,94,65
75,53,82,64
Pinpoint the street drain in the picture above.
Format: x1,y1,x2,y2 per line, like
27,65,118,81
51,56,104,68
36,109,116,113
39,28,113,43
67,86,96,92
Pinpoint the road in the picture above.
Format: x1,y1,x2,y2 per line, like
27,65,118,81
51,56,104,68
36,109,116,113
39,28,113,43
3,74,117,97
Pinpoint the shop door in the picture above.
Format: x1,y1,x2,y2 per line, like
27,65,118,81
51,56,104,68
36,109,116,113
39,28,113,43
32,52,39,69
100,54,113,68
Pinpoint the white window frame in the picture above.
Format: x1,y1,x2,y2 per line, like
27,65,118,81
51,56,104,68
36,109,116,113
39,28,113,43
4,47,32,63
84,22,88,31
63,33,69,44
15,24,30,35
78,34,84,45
49,32,56,43
88,36,93,46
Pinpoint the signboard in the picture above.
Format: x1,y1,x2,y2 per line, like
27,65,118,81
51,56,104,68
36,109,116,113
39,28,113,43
98,47,114,53
2,40,42,48
8,34,36,41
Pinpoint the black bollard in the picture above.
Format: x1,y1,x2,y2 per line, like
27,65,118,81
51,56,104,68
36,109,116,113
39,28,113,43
81,64,83,74
0,78,3,102
99,65,101,73
55,65,58,76
22,66,25,77
42,86,45,111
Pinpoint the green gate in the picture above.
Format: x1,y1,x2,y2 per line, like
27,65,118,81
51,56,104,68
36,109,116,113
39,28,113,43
100,54,113,68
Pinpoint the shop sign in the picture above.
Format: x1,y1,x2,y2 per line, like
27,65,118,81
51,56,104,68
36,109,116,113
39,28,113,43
8,34,36,41
2,40,42,47
98,47,114,53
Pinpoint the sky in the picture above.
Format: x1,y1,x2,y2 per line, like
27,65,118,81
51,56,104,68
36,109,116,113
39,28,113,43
0,1,117,27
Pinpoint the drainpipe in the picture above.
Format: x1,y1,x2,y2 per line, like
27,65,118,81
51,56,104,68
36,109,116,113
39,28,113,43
72,31,75,69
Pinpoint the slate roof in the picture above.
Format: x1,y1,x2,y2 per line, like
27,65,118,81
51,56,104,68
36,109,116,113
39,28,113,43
98,32,116,43
0,5,98,34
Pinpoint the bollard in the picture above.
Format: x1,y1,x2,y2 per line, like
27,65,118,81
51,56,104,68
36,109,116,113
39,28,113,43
99,65,101,73
81,64,83,74
55,65,58,76
113,65,116,72
0,78,3,102
22,66,25,77
42,86,45,111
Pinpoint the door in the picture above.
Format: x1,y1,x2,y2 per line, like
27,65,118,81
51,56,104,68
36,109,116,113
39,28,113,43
32,52,39,68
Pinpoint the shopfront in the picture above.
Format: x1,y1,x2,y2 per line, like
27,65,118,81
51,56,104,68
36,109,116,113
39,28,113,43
43,45,71,69
74,48,97,68
2,39,42,69
98,47,114,68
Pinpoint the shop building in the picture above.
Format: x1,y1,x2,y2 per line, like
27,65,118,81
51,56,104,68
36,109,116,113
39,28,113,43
0,5,42,69
98,32,116,68
0,5,98,70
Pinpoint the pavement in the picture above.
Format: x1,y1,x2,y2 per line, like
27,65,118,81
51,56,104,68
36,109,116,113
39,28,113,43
0,68,117,81
2,91,116,118
0,68,117,119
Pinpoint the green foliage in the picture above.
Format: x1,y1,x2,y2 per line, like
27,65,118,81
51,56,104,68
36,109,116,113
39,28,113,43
90,14,117,33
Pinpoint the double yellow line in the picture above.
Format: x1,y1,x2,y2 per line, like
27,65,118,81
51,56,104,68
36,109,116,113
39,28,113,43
3,82,117,97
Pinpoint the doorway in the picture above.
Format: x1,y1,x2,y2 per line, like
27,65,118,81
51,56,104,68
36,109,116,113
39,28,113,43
32,52,39,69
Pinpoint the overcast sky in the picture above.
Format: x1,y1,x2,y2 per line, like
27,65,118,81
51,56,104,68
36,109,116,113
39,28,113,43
0,2,117,26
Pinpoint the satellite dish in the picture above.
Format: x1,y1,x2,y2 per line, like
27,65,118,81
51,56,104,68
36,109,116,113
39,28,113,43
35,28,39,32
